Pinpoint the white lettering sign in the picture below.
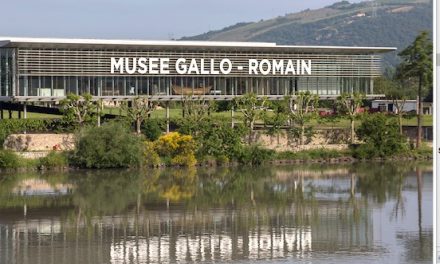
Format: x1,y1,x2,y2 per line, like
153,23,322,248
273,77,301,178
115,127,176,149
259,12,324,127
110,57,312,76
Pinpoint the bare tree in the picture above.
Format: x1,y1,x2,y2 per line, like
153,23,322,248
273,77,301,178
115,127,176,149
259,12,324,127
288,92,318,146
60,93,96,127
234,93,267,143
337,92,365,144
121,96,156,134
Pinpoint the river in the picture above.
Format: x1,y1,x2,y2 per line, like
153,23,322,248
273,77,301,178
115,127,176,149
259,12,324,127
0,162,432,264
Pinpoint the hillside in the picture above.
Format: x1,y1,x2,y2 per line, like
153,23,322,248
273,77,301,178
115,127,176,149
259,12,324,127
182,0,432,68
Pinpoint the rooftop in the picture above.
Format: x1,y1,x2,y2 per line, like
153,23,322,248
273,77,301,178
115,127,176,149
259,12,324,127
0,37,396,54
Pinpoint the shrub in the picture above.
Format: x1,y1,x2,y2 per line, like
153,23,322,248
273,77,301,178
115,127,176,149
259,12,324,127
143,141,161,167
354,114,408,158
178,117,246,160
142,119,164,141
275,149,345,160
0,150,23,168
155,132,196,157
155,132,197,167
72,122,143,168
237,145,275,165
38,151,68,168
171,153,197,167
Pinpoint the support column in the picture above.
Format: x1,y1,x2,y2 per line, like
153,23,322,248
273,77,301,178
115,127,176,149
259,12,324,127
231,106,235,128
8,110,12,119
97,101,101,127
23,103,27,119
0,102,3,119
18,110,21,119
166,102,170,133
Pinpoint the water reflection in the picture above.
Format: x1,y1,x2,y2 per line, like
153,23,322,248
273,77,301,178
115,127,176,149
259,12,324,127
0,162,432,264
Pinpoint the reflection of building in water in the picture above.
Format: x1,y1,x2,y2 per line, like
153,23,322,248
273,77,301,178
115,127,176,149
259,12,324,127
110,227,312,263
0,171,383,264
0,203,371,264
12,178,73,196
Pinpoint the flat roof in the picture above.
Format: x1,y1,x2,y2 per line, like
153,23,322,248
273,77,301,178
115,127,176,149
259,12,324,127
0,37,396,54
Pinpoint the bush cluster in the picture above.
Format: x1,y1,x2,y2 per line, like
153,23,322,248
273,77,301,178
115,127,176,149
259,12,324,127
276,149,346,160
38,151,69,169
0,150,26,168
147,132,197,167
72,122,143,168
353,113,408,159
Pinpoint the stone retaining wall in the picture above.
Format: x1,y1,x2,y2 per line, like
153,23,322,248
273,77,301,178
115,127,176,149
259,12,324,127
4,133,75,152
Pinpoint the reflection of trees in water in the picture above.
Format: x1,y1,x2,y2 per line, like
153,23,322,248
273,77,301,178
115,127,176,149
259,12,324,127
356,162,415,204
0,162,432,263
397,230,432,262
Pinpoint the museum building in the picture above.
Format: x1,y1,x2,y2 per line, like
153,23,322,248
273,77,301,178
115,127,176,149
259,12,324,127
0,37,395,102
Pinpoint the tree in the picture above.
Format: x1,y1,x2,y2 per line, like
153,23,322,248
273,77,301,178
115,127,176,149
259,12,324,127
179,96,216,136
121,96,156,134
60,93,97,127
263,100,289,144
288,92,318,146
337,92,365,144
355,113,407,158
397,31,433,148
375,77,416,135
234,93,267,143
182,96,215,121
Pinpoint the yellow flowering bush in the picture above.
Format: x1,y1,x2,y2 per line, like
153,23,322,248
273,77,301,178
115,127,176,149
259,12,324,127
155,132,196,157
143,132,197,167
143,141,161,167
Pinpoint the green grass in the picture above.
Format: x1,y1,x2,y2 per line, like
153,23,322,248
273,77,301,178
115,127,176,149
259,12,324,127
1,110,61,119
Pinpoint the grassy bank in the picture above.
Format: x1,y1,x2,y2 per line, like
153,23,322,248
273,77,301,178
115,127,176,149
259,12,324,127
0,144,432,171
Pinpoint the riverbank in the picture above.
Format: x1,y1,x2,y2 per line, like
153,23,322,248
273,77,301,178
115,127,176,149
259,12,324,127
0,145,432,172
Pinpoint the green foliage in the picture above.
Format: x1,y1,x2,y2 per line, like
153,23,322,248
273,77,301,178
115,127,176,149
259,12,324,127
121,96,156,134
215,101,233,112
288,92,319,145
0,150,24,168
234,93,267,141
397,31,433,92
171,153,197,167
353,113,408,158
141,119,164,141
72,122,143,168
263,100,289,137
38,151,68,168
0,119,72,146
60,93,98,127
275,149,346,160
143,141,161,167
237,145,275,165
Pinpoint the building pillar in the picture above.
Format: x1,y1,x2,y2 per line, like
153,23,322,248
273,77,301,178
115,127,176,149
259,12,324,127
97,101,101,127
231,105,235,128
23,103,27,119
0,102,3,119
166,101,170,133
8,110,12,119
18,110,21,119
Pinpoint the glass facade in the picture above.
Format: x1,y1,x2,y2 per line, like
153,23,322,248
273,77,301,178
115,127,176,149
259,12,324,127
0,42,388,101
16,75,372,97
0,48,15,96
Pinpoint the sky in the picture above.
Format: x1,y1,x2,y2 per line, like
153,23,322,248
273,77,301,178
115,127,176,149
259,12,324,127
0,0,364,40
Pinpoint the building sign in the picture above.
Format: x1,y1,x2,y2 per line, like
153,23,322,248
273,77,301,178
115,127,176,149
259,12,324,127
110,57,312,76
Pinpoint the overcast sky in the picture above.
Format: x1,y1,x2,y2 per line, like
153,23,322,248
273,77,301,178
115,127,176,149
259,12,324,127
1,0,364,40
